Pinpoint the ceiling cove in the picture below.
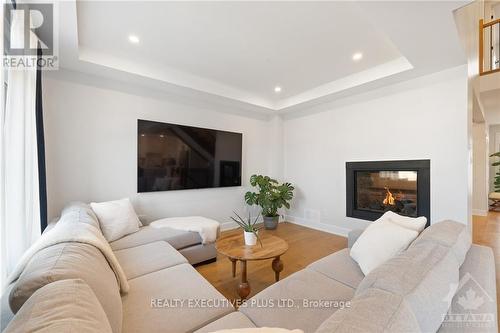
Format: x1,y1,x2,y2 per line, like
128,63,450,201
56,1,467,115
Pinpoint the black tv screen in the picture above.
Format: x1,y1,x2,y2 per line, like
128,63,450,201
138,119,242,192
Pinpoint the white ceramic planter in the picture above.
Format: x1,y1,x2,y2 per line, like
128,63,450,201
244,231,257,246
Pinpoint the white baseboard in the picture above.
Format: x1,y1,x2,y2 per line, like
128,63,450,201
220,215,263,231
220,221,239,231
222,216,351,237
472,209,488,217
285,215,350,237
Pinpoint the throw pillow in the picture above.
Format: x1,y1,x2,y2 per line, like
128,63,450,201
350,220,419,275
212,329,303,333
378,211,427,233
90,198,140,242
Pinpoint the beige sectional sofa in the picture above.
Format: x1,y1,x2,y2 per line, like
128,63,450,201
1,202,498,333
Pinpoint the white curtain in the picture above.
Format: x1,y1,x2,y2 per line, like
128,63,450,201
0,8,41,293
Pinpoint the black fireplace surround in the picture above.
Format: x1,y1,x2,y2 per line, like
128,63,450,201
346,160,430,226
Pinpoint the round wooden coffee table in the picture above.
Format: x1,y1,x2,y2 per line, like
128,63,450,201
216,234,288,299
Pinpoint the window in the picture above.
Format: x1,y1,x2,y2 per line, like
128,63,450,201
2,0,14,114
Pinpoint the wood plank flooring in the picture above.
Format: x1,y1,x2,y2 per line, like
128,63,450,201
196,222,347,300
472,212,500,324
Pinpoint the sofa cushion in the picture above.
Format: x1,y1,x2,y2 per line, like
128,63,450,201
9,243,123,333
410,219,471,265
239,269,354,333
4,279,112,333
60,201,101,230
178,243,217,265
110,225,202,251
195,312,256,333
114,241,188,279
438,244,498,332
210,329,303,333
358,220,470,293
307,248,364,289
347,229,363,249
350,220,418,275
356,239,461,332
121,263,233,333
91,198,141,242
379,211,427,233
314,288,420,333
0,283,15,331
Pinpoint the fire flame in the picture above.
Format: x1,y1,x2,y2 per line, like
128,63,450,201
383,187,395,206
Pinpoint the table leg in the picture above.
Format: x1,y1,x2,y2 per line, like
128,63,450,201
272,256,283,282
230,258,237,277
237,260,250,299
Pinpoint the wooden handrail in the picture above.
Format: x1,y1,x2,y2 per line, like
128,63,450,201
484,68,500,76
479,18,500,76
483,18,500,28
480,19,484,75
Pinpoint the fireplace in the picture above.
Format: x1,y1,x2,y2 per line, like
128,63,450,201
346,160,430,225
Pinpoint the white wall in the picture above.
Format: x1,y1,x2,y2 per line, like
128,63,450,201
43,73,274,228
472,122,489,216
44,66,470,235
283,66,470,235
266,115,284,180
454,1,480,234
485,108,500,125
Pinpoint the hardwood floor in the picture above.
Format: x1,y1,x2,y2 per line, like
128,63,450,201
196,222,347,301
472,212,500,324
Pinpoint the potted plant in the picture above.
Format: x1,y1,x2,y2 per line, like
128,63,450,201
491,152,500,192
245,174,294,230
231,212,262,246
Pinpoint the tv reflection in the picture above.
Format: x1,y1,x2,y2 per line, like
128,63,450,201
137,119,242,192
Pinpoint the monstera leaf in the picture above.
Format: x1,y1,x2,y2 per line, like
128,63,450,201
245,174,295,217
491,152,500,192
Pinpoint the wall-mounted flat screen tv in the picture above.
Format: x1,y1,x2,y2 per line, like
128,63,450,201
138,119,242,192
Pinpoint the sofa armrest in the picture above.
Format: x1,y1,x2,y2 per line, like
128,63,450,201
348,229,364,248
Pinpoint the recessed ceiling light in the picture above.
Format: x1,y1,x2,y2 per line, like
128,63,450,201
128,35,140,44
274,86,282,93
352,52,363,61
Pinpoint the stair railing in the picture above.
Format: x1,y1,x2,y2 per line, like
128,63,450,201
480,18,500,75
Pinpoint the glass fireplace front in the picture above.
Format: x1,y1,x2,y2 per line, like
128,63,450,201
355,171,418,217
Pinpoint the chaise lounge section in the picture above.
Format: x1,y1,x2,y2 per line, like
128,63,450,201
109,224,217,265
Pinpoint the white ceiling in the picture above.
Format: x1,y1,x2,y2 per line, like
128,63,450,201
55,1,468,114
76,1,408,109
